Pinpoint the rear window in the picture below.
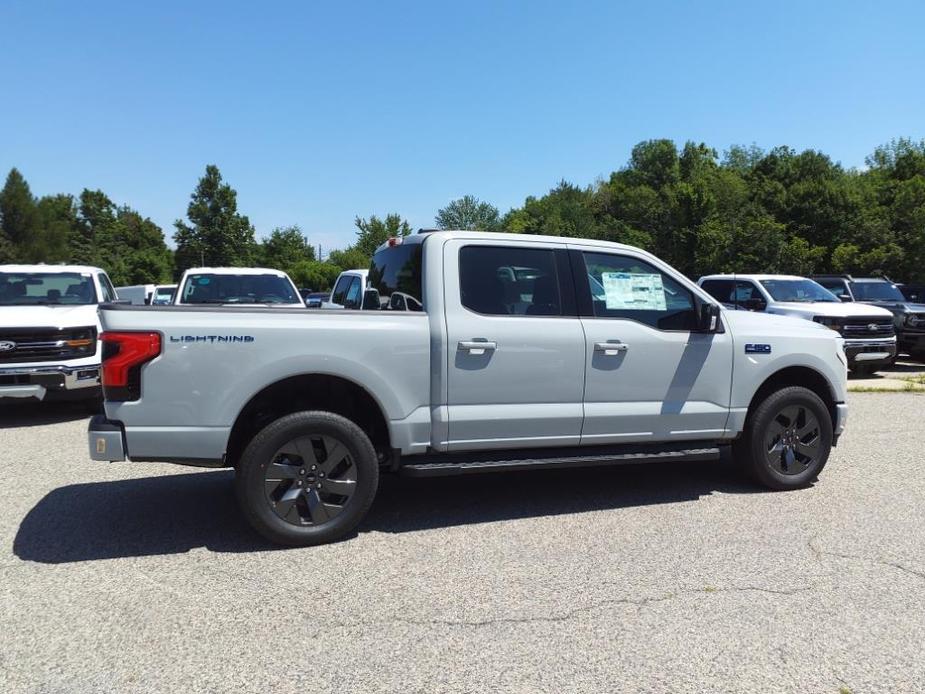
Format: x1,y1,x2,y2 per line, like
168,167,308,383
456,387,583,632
181,273,299,304
368,243,424,311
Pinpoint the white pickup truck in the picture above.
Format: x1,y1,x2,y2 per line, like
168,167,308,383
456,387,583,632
174,267,304,307
89,231,848,546
1,264,118,403
698,274,896,374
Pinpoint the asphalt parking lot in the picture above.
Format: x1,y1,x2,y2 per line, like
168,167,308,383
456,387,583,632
2,393,924,694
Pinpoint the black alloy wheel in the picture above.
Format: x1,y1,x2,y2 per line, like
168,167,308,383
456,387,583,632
763,405,821,476
236,411,379,546
733,386,833,490
264,434,357,526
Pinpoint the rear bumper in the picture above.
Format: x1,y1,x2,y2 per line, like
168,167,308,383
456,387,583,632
843,339,896,367
88,415,127,461
87,415,228,466
0,364,101,400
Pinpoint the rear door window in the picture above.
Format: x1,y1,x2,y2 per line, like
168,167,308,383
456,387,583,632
459,245,561,316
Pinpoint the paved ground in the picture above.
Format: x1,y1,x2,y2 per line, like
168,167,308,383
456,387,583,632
1,394,924,694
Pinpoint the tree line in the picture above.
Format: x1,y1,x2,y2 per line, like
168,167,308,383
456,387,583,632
2,137,924,290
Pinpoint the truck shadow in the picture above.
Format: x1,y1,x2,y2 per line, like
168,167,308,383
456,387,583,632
14,459,763,564
0,401,95,429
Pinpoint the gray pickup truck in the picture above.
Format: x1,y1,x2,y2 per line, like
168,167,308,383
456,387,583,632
89,230,849,546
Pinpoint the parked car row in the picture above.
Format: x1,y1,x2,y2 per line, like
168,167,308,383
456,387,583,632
115,283,178,306
696,274,918,374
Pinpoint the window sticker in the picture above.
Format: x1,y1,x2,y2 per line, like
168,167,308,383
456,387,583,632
601,272,667,310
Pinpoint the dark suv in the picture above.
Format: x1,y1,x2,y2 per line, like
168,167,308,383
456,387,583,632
812,275,925,361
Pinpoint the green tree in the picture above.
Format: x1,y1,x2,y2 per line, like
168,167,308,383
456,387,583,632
74,189,172,284
35,194,76,263
0,168,39,261
353,213,411,258
260,226,315,271
289,260,343,291
174,165,257,273
326,246,370,271
435,195,500,231
503,181,600,238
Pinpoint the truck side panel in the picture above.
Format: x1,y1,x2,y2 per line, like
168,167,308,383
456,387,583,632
100,307,431,460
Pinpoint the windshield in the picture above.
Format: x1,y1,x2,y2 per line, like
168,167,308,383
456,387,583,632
181,274,299,304
759,279,839,303
0,272,97,305
850,281,905,301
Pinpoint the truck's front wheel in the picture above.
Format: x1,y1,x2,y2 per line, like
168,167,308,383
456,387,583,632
733,386,833,490
235,411,379,546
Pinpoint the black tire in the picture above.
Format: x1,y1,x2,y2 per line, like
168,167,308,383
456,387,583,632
911,351,925,363
732,386,833,490
235,411,379,546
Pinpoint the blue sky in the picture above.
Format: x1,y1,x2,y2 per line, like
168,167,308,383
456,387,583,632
1,0,923,252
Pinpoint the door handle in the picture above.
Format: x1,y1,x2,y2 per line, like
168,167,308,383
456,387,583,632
458,340,497,355
594,341,628,355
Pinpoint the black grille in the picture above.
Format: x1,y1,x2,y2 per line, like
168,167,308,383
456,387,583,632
840,318,895,339
0,326,97,364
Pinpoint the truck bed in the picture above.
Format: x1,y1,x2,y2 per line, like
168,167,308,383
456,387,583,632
99,304,431,461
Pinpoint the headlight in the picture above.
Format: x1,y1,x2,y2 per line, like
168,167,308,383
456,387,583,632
813,316,843,330
905,313,925,328
835,337,847,367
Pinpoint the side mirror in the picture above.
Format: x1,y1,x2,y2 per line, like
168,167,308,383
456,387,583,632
696,300,721,333
361,288,381,310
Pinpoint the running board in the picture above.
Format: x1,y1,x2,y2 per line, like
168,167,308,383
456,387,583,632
399,444,722,477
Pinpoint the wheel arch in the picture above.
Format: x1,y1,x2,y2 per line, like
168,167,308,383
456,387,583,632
225,373,391,469
746,365,838,427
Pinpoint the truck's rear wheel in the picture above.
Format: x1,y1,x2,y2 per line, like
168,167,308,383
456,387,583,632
733,386,832,490
235,411,379,546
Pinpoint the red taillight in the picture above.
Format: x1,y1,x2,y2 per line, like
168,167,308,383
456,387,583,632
100,331,161,401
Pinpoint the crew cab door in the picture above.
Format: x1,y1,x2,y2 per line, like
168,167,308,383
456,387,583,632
570,247,734,444
443,238,585,451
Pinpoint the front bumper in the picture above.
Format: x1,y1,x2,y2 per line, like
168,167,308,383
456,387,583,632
833,403,848,445
0,364,101,400
843,339,896,367
898,330,925,352
88,415,126,461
